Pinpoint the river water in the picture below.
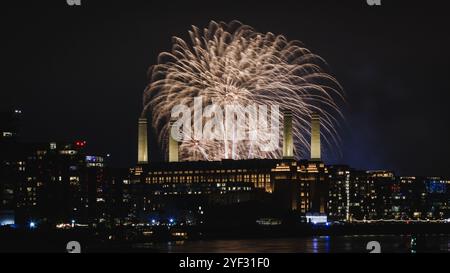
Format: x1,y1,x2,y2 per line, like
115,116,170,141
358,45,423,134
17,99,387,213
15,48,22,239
143,235,450,253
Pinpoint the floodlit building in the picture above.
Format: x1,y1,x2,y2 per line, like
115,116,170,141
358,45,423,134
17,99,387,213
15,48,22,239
310,113,321,161
137,118,148,164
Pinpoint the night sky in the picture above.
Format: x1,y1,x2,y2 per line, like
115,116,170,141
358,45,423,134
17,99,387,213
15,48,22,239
1,0,449,177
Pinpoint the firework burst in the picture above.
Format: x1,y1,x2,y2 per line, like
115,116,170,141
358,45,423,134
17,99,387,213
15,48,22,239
142,20,344,161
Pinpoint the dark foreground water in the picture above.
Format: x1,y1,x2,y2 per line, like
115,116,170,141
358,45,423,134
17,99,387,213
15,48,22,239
142,235,450,253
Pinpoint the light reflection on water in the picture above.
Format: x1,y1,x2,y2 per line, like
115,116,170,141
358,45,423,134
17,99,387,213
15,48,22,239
147,235,450,253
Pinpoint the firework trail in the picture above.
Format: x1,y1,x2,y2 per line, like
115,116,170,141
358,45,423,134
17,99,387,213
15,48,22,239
142,20,344,161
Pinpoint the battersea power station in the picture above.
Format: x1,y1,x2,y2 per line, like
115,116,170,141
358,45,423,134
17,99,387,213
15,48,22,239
2,108,448,228
131,112,330,224
128,112,450,226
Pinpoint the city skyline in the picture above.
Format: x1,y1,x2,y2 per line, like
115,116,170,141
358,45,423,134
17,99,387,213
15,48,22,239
3,111,449,228
4,107,449,180
1,0,450,254
1,0,450,177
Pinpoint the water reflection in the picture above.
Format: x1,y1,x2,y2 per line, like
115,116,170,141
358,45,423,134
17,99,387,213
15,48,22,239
411,236,417,253
148,235,450,253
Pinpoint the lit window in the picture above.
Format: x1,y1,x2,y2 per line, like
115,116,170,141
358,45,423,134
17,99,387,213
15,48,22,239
2,132,13,137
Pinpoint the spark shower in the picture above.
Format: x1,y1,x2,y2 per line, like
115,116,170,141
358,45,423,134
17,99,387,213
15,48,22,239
142,20,344,161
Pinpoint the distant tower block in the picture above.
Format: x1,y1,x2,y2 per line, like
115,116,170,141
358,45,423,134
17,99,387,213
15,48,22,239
283,111,294,159
169,120,179,162
137,118,148,164
311,113,321,161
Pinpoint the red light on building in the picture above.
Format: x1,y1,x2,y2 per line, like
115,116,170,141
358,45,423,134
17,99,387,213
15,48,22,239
75,140,87,148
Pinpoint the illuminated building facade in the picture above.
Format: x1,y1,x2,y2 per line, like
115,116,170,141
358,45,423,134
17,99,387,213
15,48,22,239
391,176,418,219
299,161,328,214
368,170,396,219
127,158,329,224
128,160,274,223
328,168,450,221
10,140,123,227
14,142,84,225
389,176,450,220
270,160,328,213
422,177,450,219
127,110,329,222
327,165,351,221
139,160,274,194
328,166,380,221
271,160,309,212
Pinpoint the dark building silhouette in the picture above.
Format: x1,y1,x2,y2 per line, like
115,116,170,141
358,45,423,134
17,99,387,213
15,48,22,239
0,110,23,225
